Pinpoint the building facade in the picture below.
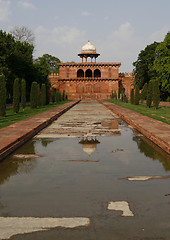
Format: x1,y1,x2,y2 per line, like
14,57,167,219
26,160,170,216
49,41,133,100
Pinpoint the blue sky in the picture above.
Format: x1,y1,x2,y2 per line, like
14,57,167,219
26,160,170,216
0,0,169,72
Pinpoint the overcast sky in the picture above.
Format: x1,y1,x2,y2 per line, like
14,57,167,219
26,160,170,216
0,0,169,72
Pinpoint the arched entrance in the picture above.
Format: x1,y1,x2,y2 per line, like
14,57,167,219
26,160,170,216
94,69,101,78
85,69,92,78
76,83,84,93
77,69,84,78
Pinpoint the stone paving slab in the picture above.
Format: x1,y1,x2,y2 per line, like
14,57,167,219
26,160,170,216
0,101,79,161
101,100,170,155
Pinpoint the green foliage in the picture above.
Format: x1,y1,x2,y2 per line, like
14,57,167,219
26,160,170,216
37,84,41,107
146,81,153,108
0,74,6,117
152,80,160,109
118,87,120,99
62,90,65,101
46,82,50,105
121,88,125,101
13,78,20,113
134,85,140,105
30,82,38,108
52,87,56,103
21,78,26,110
41,84,46,106
130,88,134,104
153,32,170,100
140,83,147,103
133,42,159,89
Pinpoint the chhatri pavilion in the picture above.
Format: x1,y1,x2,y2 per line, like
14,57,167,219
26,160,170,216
49,41,133,99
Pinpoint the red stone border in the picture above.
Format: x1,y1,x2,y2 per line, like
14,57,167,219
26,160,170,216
0,101,80,161
100,100,170,156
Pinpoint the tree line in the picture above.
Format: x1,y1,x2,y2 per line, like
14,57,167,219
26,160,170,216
133,32,170,101
0,29,61,104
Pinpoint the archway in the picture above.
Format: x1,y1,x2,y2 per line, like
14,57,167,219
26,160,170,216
76,83,84,93
94,69,101,78
85,69,92,78
94,83,100,93
86,84,92,93
77,69,84,78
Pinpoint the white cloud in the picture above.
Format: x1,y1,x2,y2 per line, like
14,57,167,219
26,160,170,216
104,16,109,21
81,11,91,16
18,1,36,10
34,25,86,61
0,0,10,22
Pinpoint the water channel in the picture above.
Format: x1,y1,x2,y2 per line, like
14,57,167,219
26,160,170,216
0,101,170,240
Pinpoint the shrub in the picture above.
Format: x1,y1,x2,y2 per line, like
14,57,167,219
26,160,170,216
0,74,6,117
37,84,41,107
30,82,38,108
52,87,56,103
13,78,20,113
21,78,26,110
153,80,160,109
118,87,120,99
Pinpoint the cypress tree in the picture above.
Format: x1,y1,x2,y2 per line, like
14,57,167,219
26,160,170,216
0,74,6,117
114,91,117,100
46,83,50,105
30,82,38,108
13,78,20,113
153,80,160,109
41,84,46,106
140,83,147,104
37,84,41,107
59,90,62,102
130,88,134,104
134,85,140,105
111,90,114,99
62,90,65,101
52,87,56,103
121,88,125,101
146,81,153,108
56,90,60,103
21,78,26,111
118,87,120,99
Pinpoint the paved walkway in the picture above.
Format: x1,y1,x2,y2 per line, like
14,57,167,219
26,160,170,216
0,101,79,161
101,100,170,155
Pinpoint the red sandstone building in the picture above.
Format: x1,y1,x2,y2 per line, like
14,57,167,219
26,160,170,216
49,41,133,99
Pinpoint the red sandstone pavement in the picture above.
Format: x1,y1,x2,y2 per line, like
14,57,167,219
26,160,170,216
101,100,170,155
0,101,79,161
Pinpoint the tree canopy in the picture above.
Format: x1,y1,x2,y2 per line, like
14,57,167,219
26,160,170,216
10,26,35,46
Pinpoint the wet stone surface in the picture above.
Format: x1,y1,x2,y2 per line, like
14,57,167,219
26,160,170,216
0,100,170,240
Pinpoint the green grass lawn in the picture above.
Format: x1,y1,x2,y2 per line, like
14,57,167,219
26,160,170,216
106,99,170,125
0,101,71,129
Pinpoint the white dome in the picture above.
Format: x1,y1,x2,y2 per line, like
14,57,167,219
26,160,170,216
82,143,97,155
81,41,96,53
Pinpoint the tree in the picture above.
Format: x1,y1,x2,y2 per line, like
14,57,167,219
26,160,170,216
140,83,147,104
56,90,60,103
52,87,56,103
41,84,46,106
21,78,26,110
13,78,20,113
146,81,153,108
0,74,6,117
134,85,140,105
153,80,160,109
130,88,134,104
118,87,120,99
10,26,35,46
30,82,38,108
37,84,41,107
133,42,159,89
153,32,170,100
35,54,61,74
62,90,65,101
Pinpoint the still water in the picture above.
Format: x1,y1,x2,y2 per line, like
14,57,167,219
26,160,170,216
0,101,170,240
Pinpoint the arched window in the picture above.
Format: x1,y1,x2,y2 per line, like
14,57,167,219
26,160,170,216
85,69,92,78
77,69,84,78
94,69,101,78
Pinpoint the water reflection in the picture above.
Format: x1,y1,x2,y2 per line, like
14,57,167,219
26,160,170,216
0,141,37,185
133,135,170,171
79,137,100,155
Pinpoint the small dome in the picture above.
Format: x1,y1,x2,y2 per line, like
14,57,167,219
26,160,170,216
81,41,96,53
82,143,97,155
